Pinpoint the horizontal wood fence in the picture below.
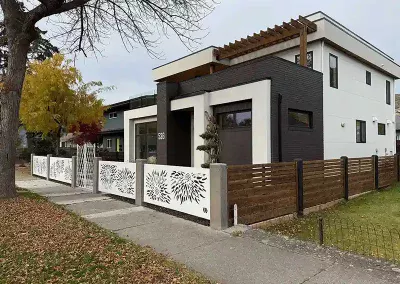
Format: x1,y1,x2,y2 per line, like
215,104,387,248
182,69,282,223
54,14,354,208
378,156,397,188
303,159,344,208
227,162,297,225
228,155,400,225
348,157,374,196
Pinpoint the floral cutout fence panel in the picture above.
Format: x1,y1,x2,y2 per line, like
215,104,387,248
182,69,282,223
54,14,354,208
32,156,48,178
98,161,136,199
144,164,211,220
49,157,73,184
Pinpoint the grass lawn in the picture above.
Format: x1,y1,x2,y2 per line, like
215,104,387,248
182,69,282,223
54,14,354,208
0,190,213,284
264,184,400,263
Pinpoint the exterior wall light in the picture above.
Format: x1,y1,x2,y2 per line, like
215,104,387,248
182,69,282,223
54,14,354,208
341,122,345,127
372,116,378,122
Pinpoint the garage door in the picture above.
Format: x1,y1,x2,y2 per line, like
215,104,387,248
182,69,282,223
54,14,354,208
218,109,252,165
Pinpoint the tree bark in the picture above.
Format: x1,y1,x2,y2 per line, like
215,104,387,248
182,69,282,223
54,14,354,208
0,14,34,197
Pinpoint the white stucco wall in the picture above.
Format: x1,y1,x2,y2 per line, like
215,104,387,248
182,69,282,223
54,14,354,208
171,79,271,167
123,105,157,162
322,44,396,158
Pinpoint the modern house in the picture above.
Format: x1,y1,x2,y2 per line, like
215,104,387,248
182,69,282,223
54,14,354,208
124,11,399,167
101,94,157,152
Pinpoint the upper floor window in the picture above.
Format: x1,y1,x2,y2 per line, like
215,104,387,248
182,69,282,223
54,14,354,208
288,109,313,129
366,71,371,86
386,80,391,105
356,120,366,143
378,123,386,135
295,51,313,69
109,112,117,119
329,54,338,88
107,139,112,148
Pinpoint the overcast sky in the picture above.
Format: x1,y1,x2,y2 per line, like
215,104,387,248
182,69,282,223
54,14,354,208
42,0,400,104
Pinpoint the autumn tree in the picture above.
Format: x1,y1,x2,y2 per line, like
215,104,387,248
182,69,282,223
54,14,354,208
0,0,215,198
20,53,106,155
69,121,103,145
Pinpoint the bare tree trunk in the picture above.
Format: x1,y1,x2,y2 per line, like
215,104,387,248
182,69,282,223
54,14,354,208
0,36,31,198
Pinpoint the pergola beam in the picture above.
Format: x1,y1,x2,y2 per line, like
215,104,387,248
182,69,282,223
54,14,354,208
217,15,317,60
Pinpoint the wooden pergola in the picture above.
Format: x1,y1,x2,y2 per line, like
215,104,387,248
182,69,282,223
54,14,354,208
216,16,317,67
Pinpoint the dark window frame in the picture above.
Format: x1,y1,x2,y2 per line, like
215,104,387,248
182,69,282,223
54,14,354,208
378,123,386,135
288,109,313,130
108,112,117,119
356,120,366,143
329,53,338,89
366,71,371,86
218,110,252,130
295,51,313,69
386,80,391,105
135,121,157,159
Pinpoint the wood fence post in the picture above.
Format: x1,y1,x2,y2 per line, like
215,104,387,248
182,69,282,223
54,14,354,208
396,154,400,182
372,155,379,190
295,159,304,216
341,156,349,200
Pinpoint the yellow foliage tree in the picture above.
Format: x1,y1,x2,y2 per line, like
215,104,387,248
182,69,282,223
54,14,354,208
20,54,109,154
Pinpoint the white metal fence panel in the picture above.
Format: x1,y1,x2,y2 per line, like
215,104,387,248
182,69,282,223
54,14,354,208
144,164,210,220
32,156,47,178
49,157,72,184
77,143,95,190
99,161,136,199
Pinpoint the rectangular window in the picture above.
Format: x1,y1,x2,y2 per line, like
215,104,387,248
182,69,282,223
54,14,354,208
135,121,157,159
109,112,117,119
329,54,338,88
295,51,313,69
386,80,391,105
219,110,252,129
107,139,112,148
378,123,386,135
366,71,371,85
356,120,366,143
288,109,313,129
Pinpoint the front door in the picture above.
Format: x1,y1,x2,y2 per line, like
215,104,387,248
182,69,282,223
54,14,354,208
218,110,252,165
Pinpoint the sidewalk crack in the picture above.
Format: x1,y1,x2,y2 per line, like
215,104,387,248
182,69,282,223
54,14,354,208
299,267,327,284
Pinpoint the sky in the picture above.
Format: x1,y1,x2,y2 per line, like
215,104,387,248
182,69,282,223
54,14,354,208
40,0,400,104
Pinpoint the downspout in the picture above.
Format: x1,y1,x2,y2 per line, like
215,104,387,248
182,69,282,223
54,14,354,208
278,94,282,162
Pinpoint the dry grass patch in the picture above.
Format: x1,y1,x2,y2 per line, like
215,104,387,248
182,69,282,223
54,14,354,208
0,190,213,284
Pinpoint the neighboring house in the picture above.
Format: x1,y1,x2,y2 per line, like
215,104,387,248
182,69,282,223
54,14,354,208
101,94,157,152
122,11,399,167
60,133,76,148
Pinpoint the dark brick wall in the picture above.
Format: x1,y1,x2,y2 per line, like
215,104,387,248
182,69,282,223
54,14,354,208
175,56,324,162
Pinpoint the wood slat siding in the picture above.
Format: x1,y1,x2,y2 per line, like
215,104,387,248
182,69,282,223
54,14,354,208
348,157,374,196
378,156,397,188
303,159,344,208
227,163,297,225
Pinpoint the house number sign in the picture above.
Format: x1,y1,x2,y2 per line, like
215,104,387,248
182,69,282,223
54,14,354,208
158,132,165,140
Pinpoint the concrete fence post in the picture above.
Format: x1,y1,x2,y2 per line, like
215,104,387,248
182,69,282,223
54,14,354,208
341,156,349,200
210,163,228,230
135,159,147,206
71,156,77,188
93,157,102,194
46,154,52,180
30,153,35,176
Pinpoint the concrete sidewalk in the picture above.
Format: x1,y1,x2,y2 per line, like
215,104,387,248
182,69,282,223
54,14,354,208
16,176,400,284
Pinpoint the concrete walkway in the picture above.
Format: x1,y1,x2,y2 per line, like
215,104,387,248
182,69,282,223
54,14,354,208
16,176,400,284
